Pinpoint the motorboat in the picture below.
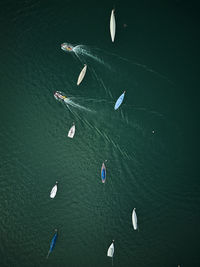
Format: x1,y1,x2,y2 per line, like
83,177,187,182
61,43,74,52
54,91,67,101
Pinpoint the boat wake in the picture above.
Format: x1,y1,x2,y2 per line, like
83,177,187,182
59,43,170,162
73,45,109,67
62,43,174,87
64,98,94,113
93,47,175,85
73,46,114,97
63,100,133,161
54,91,94,113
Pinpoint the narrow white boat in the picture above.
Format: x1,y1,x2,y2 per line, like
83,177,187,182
77,64,87,85
50,182,58,199
110,9,116,42
107,240,114,266
132,208,138,230
107,240,114,257
68,123,75,138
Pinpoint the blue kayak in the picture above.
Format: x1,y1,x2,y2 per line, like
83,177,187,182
101,162,106,183
114,91,126,110
47,229,58,258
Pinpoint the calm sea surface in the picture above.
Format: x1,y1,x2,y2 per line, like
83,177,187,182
0,0,199,266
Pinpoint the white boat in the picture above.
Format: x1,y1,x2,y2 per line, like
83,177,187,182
50,182,58,199
110,9,116,42
132,208,137,230
77,64,87,85
107,240,114,257
68,123,75,138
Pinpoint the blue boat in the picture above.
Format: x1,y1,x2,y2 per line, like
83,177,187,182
114,91,126,110
101,162,106,183
47,229,58,259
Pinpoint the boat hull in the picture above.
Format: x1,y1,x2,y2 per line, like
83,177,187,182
47,230,58,258
101,163,106,183
77,64,87,85
50,231,58,252
110,9,116,42
68,125,75,138
107,242,114,257
50,184,57,198
114,91,125,110
132,208,137,230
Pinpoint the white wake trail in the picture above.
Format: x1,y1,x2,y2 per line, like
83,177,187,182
64,98,94,113
73,45,110,68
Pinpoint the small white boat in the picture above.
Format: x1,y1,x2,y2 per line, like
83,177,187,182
50,182,58,199
132,208,137,230
68,123,75,138
77,64,87,85
107,240,114,257
110,9,116,42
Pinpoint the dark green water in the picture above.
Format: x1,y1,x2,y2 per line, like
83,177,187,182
0,0,199,266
